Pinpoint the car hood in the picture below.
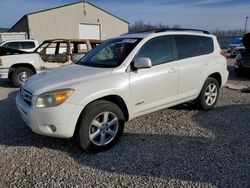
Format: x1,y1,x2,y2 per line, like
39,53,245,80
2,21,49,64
23,64,112,95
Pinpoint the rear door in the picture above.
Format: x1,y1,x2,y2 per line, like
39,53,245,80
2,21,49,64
174,35,214,100
130,36,179,114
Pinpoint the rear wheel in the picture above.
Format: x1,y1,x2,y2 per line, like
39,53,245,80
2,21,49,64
77,100,125,153
11,67,34,87
196,77,219,110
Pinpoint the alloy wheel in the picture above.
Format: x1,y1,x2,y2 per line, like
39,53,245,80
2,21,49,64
89,112,119,146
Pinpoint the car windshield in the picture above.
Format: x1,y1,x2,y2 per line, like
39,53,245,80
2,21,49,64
78,38,141,68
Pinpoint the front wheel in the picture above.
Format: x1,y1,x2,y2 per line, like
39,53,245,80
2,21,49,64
196,77,220,110
11,67,35,87
77,100,125,153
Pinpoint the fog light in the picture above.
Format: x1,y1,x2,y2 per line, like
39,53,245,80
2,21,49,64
48,124,57,132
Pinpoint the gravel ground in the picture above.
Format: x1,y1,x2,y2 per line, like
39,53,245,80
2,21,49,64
0,59,249,188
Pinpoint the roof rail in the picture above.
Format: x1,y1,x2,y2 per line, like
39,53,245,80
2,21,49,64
134,28,210,34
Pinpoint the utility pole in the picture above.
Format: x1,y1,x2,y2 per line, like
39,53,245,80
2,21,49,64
244,16,249,34
83,0,87,16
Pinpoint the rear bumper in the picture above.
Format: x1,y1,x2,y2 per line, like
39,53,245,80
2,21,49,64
0,68,9,79
235,62,250,73
222,70,229,87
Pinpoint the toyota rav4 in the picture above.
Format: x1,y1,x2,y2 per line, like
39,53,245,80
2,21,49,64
16,29,229,153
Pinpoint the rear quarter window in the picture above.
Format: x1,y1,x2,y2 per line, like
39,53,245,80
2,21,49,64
198,36,214,54
21,42,36,49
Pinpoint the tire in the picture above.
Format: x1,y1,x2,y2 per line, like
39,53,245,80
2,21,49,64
196,77,220,111
77,100,125,153
11,67,35,87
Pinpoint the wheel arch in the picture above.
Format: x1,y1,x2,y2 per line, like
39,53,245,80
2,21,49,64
208,72,222,87
73,94,130,137
8,63,37,79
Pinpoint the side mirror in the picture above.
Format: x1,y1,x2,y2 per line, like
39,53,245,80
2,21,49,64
134,58,152,69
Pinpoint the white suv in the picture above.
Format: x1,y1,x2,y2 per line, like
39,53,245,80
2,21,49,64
16,29,229,153
0,40,39,52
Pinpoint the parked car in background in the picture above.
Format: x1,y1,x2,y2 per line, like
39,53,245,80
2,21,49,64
0,39,101,87
16,29,229,153
230,46,245,57
227,37,243,53
235,50,250,75
234,33,250,75
0,40,39,52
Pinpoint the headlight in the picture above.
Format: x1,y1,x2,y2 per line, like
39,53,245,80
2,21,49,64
36,89,74,108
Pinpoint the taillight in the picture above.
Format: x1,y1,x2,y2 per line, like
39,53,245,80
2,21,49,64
220,51,227,59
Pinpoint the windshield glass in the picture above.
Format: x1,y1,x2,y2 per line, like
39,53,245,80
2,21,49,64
78,38,141,68
34,41,50,53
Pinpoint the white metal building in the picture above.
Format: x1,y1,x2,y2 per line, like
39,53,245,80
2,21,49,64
9,1,129,43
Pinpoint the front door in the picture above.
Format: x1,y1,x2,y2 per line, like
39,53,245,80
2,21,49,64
40,41,70,69
130,36,179,115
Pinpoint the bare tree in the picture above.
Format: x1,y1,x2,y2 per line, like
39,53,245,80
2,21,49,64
213,28,245,37
129,20,172,32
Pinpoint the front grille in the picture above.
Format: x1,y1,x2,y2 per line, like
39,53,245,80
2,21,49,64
20,87,32,106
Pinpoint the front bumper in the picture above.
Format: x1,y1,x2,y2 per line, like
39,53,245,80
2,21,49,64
16,93,83,138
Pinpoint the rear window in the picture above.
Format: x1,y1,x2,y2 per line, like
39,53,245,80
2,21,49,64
21,42,35,49
175,35,214,60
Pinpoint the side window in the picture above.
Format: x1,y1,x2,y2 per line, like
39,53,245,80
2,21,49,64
136,36,174,66
58,43,68,54
45,43,57,54
70,43,88,54
21,42,36,49
198,36,214,54
175,35,202,60
3,42,20,50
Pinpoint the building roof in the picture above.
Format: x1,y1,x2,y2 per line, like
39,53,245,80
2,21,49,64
10,1,129,31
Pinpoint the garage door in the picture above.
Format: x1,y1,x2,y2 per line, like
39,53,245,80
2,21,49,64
79,24,101,40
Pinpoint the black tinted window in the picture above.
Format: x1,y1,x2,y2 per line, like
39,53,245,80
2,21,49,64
3,42,20,49
21,42,35,49
136,36,174,66
175,35,201,60
198,36,214,54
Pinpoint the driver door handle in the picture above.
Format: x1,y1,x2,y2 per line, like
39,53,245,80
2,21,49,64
203,61,209,65
168,67,178,73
